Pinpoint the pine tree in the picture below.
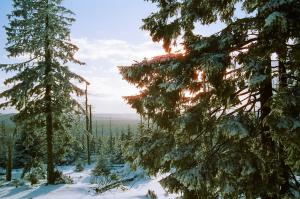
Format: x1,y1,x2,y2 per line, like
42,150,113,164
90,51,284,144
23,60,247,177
19,123,46,178
120,125,133,155
126,125,132,141
1,121,12,181
110,132,125,165
120,0,300,198
0,117,17,182
120,128,126,142
108,119,114,154
84,83,91,165
1,0,86,184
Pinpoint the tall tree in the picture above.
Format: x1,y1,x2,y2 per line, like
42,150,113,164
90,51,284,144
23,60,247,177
126,125,132,140
1,121,13,181
85,82,91,165
89,105,96,156
120,0,300,198
0,117,17,181
108,119,114,154
1,0,86,184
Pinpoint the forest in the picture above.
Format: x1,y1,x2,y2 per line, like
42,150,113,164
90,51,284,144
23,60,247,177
0,0,299,199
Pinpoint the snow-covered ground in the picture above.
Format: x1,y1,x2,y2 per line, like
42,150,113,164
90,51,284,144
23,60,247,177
0,164,180,199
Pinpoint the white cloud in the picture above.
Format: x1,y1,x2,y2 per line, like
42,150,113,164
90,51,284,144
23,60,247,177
73,37,165,65
1,37,164,114
0,38,165,113
70,37,165,113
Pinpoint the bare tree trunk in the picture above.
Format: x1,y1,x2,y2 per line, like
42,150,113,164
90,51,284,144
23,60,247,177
109,119,113,153
6,143,12,181
89,105,94,155
45,7,55,184
96,120,98,138
95,120,98,152
85,83,90,165
260,59,277,199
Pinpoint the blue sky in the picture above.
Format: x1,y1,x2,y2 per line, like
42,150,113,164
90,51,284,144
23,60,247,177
0,0,227,114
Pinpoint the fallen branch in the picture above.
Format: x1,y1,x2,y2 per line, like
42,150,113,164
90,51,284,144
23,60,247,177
93,177,135,194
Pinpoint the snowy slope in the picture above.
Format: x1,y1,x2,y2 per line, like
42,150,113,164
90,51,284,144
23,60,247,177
0,164,180,199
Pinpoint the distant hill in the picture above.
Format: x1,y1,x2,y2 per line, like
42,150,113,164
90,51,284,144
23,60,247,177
0,113,140,135
94,113,140,121
92,114,140,135
0,113,139,121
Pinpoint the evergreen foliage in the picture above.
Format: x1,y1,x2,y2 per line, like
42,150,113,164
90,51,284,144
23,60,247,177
110,134,125,164
120,0,300,198
18,124,45,178
24,162,47,185
75,159,84,172
93,152,110,176
0,0,86,184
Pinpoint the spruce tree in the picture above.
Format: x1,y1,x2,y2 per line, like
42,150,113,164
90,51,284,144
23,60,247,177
126,124,132,140
0,0,86,184
120,0,300,198
19,123,45,178
108,119,114,154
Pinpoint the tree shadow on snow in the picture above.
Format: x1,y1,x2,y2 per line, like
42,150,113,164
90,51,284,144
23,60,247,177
0,185,30,198
21,184,64,199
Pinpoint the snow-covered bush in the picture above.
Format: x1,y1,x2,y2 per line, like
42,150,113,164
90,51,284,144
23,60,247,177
74,160,84,172
24,163,47,185
121,164,149,180
29,173,39,185
90,175,112,186
92,154,110,176
147,189,158,199
109,173,119,181
53,170,73,184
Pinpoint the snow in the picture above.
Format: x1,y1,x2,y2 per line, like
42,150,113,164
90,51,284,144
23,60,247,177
0,164,180,199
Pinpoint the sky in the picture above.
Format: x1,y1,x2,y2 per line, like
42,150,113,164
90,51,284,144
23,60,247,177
0,0,228,114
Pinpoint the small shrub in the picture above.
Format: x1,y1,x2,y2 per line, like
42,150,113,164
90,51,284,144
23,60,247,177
92,154,110,176
90,175,112,186
31,163,47,179
109,173,119,181
53,170,73,184
75,161,84,172
29,173,39,185
109,150,125,164
60,175,73,184
147,189,157,199
24,163,47,185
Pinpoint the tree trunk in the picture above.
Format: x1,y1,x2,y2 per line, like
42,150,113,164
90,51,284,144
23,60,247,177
96,120,98,138
45,83,54,184
95,120,98,152
6,143,12,181
85,83,90,165
89,105,94,154
278,52,290,196
259,60,277,199
45,8,55,184
259,64,273,150
183,189,200,199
